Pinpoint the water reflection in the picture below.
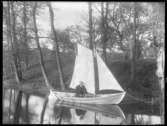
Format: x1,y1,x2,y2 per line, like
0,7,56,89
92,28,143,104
135,114,161,125
75,109,86,120
3,90,161,124
55,101,125,124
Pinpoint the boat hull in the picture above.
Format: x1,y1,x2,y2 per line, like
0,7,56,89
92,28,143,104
51,91,126,104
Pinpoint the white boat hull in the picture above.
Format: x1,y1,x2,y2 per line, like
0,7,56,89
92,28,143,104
51,91,126,104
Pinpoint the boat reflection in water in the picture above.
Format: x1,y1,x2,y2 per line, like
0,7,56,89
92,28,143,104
3,91,161,124
53,100,126,124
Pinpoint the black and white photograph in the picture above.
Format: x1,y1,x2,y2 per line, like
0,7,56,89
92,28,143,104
2,1,165,124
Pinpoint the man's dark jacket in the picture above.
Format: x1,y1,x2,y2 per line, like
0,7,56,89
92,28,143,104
75,85,87,97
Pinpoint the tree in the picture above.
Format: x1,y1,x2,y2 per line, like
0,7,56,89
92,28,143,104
10,2,23,83
150,3,165,124
8,89,12,121
40,96,48,124
50,29,74,53
25,94,30,123
3,2,33,78
67,25,85,44
101,2,149,60
89,3,93,50
47,2,65,90
32,4,56,124
103,3,126,55
130,2,137,83
101,2,109,63
5,1,24,123
32,2,54,90
22,1,29,68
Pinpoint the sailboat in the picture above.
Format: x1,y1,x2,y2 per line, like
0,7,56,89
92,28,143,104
50,44,126,104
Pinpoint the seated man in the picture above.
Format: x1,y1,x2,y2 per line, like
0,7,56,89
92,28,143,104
75,81,87,97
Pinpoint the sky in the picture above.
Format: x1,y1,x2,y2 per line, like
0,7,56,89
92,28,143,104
36,2,89,49
3,2,94,49
38,2,88,34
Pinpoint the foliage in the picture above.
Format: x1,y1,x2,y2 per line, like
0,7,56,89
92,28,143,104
4,50,160,95
49,29,74,52
3,1,164,94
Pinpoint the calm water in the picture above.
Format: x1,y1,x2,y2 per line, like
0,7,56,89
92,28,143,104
3,89,161,125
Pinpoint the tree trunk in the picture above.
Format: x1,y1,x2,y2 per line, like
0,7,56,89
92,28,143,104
13,90,16,104
94,112,99,124
156,48,164,124
8,2,22,83
32,2,54,90
23,1,29,69
3,89,6,120
130,3,137,86
101,2,109,64
14,91,23,123
10,63,13,74
7,2,23,123
32,5,54,123
101,2,106,62
47,3,65,91
3,67,6,79
40,97,48,124
89,3,93,50
25,94,30,123
160,86,164,124
58,108,64,124
8,89,12,121
131,114,135,124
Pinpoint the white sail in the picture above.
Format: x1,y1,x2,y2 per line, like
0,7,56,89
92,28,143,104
70,44,124,94
96,53,124,92
70,44,95,94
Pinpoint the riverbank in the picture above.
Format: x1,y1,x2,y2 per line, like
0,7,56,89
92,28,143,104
3,52,161,105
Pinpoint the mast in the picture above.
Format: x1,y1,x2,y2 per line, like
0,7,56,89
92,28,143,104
88,2,99,94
